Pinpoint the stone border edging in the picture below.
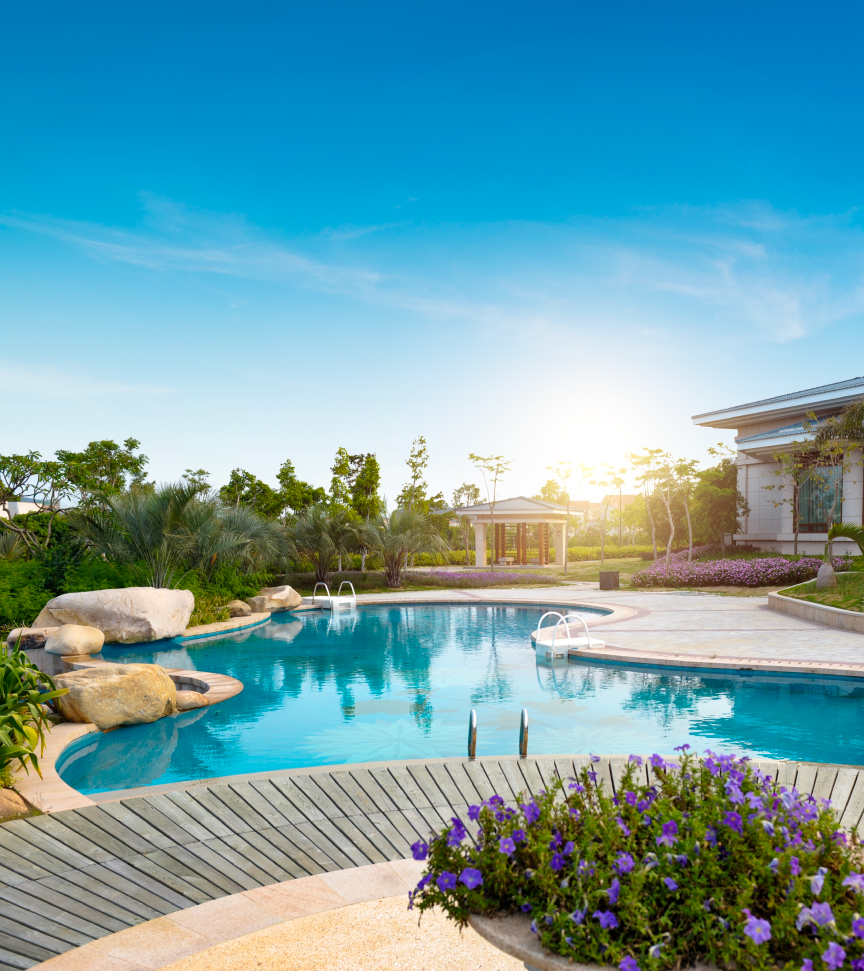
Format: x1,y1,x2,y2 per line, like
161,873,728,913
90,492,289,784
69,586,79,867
179,611,271,642
769,575,864,633
33,858,425,971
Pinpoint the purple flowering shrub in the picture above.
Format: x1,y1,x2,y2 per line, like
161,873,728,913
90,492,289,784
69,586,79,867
403,571,556,588
631,553,852,588
410,749,864,971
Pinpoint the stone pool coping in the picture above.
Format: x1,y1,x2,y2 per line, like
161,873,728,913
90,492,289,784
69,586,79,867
33,859,425,971
12,667,244,814
769,575,864,633
179,612,271,642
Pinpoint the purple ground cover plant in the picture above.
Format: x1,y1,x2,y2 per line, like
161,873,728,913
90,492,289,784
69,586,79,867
410,750,864,971
631,553,851,588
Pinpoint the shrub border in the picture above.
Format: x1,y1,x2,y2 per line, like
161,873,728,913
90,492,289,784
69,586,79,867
769,573,864,633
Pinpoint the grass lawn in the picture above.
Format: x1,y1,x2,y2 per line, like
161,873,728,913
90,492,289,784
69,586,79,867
287,570,565,595
781,573,864,612
551,557,648,585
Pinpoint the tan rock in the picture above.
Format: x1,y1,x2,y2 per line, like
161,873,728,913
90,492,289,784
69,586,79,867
176,690,208,711
44,624,105,656
5,627,59,652
54,663,177,730
33,588,195,643
226,599,252,618
0,788,31,822
259,585,302,609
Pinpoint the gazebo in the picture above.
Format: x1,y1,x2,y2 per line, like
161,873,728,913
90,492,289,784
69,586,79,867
450,496,570,567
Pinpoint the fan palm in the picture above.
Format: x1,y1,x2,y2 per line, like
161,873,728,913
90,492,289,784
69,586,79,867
285,504,358,583
185,500,287,583
358,508,449,587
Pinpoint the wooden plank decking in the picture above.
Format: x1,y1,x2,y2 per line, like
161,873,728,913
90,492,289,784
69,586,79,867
2,755,864,970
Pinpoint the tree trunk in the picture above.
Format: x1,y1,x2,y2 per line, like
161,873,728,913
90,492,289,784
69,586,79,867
793,481,799,556
645,494,657,560
684,497,693,561
600,506,609,565
663,498,675,571
361,549,367,572
563,504,569,575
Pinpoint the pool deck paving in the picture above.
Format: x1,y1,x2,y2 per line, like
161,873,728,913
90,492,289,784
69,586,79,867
7,753,864,971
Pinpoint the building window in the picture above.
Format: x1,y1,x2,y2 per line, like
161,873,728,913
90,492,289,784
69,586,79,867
797,467,843,533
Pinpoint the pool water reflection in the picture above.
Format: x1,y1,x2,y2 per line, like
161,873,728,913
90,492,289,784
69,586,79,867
57,604,864,793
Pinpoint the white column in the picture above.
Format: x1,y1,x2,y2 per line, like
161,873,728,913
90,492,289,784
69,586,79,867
475,522,487,567
554,524,564,565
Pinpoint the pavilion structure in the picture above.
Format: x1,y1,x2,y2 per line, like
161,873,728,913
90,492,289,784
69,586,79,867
450,496,570,567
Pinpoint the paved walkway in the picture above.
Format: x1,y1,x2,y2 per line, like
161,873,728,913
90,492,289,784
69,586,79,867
357,587,864,665
4,754,864,970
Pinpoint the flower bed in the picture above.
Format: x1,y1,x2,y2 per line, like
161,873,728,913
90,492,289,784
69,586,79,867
631,553,852,588
411,750,864,971
403,570,556,588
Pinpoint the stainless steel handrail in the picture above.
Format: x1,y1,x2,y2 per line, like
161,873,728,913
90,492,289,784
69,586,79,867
467,709,477,760
519,708,528,758
312,582,331,604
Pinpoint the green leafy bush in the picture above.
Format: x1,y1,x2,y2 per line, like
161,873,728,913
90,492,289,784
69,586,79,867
0,638,66,778
412,750,864,971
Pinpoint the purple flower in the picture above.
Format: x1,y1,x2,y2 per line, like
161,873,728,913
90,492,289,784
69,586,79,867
607,878,620,904
791,856,801,876
620,958,639,971
742,910,771,944
569,908,586,925
663,877,678,891
499,837,516,856
615,853,635,874
650,754,668,770
811,867,828,896
563,841,574,856
447,818,467,847
436,871,457,891
411,840,428,861
844,872,864,893
512,829,527,843
629,755,643,766
467,805,481,821
823,943,846,970
459,868,483,889
656,820,678,847
624,791,638,806
521,801,541,824
550,853,565,871
723,810,743,835
810,902,834,926
521,903,532,913
649,944,663,959
852,918,864,939
617,817,631,836
802,961,814,971
593,910,619,929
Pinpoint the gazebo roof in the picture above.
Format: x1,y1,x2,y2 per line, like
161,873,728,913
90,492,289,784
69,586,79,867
451,495,568,516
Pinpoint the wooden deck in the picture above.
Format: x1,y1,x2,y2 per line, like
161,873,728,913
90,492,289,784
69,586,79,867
2,754,864,970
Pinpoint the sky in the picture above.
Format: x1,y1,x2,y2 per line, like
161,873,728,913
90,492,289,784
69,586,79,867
4,0,864,504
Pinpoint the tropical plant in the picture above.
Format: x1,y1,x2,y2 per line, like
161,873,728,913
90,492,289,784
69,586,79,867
184,500,286,583
826,521,864,561
0,533,23,562
0,635,67,777
411,749,864,971
358,509,450,587
469,453,511,571
285,504,358,583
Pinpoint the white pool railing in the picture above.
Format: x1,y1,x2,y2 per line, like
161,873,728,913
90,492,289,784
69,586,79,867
532,611,604,658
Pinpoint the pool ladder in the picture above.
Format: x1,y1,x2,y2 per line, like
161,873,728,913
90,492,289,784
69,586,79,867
467,707,528,760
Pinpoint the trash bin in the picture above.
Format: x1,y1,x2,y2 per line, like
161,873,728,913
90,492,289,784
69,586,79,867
599,570,620,590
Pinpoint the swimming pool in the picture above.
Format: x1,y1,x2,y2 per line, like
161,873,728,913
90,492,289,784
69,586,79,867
57,603,864,793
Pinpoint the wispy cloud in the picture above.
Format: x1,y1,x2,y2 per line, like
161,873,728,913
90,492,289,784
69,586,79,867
0,362,176,398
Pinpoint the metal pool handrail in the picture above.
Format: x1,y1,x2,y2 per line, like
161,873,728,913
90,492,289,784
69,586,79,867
337,581,357,600
312,582,331,604
467,709,477,759
534,610,595,653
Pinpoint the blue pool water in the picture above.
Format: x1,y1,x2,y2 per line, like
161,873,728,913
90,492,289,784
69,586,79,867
58,603,864,793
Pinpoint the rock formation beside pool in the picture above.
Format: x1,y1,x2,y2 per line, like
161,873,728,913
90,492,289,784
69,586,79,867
176,689,208,711
44,624,105,656
5,627,60,651
247,585,302,613
33,588,195,643
54,663,177,730
226,600,251,618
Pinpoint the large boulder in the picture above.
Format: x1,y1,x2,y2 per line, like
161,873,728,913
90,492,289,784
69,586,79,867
248,585,302,613
54,663,177,730
5,627,59,651
176,690,208,711
226,600,251,618
44,625,105,656
33,588,195,643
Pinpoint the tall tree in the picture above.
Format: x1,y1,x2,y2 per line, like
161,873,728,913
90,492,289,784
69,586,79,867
352,454,382,572
546,462,592,575
629,448,666,561
397,436,430,511
0,453,72,555
219,469,283,519
673,458,700,561
452,482,481,566
276,459,326,515
694,449,748,548
590,466,627,565
468,453,511,571
56,438,149,507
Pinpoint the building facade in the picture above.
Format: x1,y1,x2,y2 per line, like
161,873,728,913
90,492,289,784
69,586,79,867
692,376,864,555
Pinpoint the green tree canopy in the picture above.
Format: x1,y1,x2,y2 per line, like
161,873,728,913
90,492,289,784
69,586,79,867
691,457,748,546
56,438,149,504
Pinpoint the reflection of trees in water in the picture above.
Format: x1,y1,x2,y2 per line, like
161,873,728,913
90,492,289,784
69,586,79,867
618,671,733,730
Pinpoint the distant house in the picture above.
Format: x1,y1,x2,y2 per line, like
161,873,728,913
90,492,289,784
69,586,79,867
0,499,43,520
692,375,864,554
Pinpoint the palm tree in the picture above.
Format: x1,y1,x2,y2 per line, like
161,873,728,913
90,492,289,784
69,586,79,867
358,508,449,588
72,481,285,588
285,504,357,584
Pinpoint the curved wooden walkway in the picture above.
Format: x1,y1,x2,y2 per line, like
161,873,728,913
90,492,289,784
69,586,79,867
2,754,864,970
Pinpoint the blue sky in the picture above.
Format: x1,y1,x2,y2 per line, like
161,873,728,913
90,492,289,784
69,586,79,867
4,0,864,502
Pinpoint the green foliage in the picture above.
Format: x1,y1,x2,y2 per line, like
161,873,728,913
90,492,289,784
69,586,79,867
56,438,149,506
286,504,359,583
0,637,67,777
413,750,864,971
219,468,284,518
0,451,72,554
826,522,864,562
534,479,569,505
0,561,54,636
692,457,747,545
785,572,864,613
277,459,326,514
358,509,450,587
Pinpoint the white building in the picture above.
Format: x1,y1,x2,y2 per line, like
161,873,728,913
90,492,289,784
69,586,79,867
692,376,864,555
